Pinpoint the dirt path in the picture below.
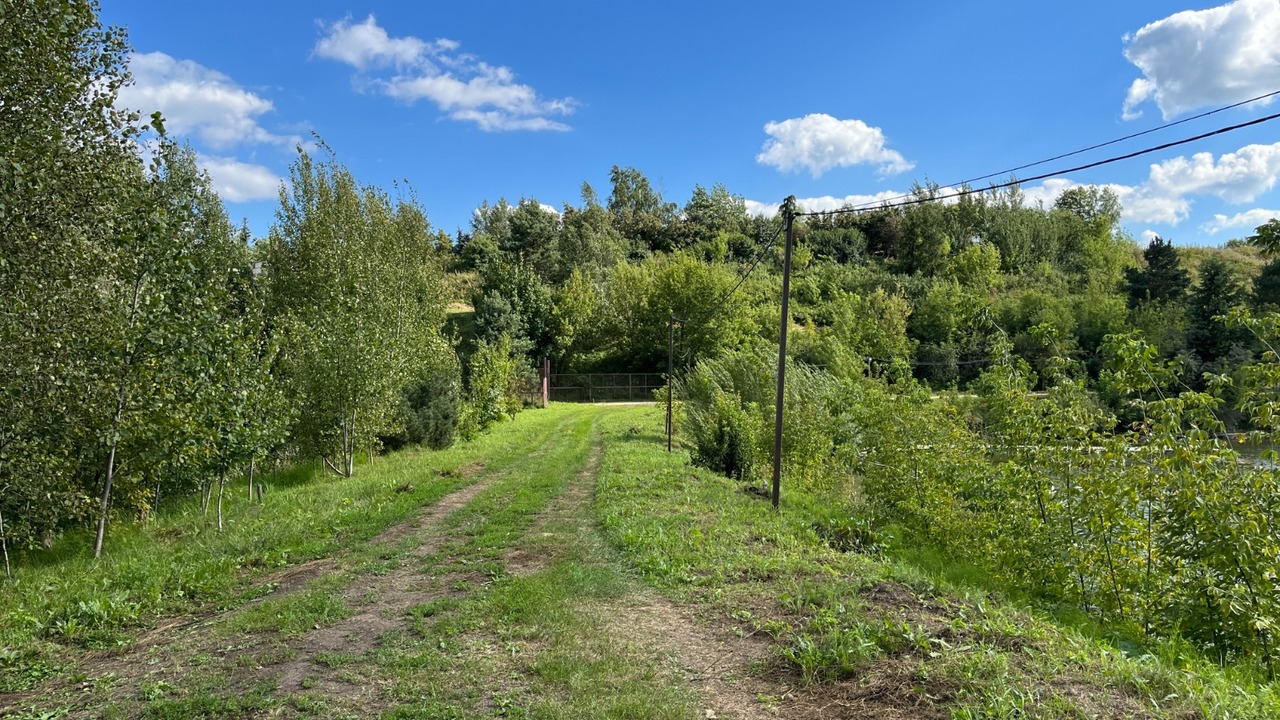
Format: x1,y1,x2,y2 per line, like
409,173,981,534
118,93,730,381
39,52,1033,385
502,432,789,720
267,470,496,697
6,407,901,719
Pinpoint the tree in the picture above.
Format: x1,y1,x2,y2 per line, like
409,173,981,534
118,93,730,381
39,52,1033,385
473,260,557,362
1252,258,1280,310
0,0,144,552
681,183,748,247
1054,185,1122,231
265,147,448,477
1247,218,1280,258
554,183,625,282
597,253,753,370
1188,257,1249,367
1125,236,1190,308
505,198,559,278
607,165,678,253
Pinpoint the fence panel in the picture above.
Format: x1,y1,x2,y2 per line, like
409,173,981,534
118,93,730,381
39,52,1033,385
548,373,663,403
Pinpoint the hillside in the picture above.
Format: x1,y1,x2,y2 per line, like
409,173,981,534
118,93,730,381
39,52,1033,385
4,404,1277,719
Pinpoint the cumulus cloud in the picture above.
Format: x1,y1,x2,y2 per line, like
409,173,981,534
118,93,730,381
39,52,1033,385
1145,143,1280,203
315,15,575,132
756,114,913,178
1015,142,1280,226
1201,208,1280,234
119,52,299,150
198,156,284,203
1122,0,1280,119
313,15,448,70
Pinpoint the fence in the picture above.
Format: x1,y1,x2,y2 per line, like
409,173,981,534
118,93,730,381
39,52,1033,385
548,373,664,404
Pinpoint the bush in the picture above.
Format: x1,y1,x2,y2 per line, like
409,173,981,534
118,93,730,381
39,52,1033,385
382,347,462,451
459,334,523,439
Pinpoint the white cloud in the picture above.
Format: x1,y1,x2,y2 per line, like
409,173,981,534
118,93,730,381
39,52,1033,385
1015,142,1280,226
315,15,575,132
313,15,439,70
1145,143,1280,203
756,114,913,178
1141,229,1161,245
119,52,299,150
1201,208,1280,234
198,156,283,203
1122,0,1280,119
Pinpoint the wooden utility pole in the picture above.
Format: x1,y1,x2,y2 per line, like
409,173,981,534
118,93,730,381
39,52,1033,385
771,197,798,508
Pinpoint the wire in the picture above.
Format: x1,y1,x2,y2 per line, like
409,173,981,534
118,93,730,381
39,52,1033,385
821,89,1280,215
800,109,1280,218
681,218,786,328
963,89,1280,186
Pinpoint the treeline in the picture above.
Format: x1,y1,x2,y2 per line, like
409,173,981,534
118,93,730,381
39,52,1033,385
454,175,1276,410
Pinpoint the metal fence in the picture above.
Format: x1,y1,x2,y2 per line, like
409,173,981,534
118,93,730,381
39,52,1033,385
548,373,664,403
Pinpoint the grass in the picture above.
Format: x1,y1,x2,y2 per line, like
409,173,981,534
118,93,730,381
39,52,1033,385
0,405,567,693
593,405,1280,718
11,401,1279,718
2,404,700,719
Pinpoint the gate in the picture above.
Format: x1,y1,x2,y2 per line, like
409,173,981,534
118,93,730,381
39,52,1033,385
548,373,664,403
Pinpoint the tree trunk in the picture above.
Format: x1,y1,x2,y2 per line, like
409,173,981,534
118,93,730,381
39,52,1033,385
217,467,227,532
95,269,146,559
0,506,11,579
201,482,213,516
248,457,255,501
342,411,354,478
94,439,120,558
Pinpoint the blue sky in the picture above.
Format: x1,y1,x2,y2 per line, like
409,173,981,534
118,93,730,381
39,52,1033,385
101,0,1280,246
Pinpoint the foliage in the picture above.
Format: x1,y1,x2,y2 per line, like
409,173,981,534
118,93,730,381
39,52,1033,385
459,334,524,439
263,147,449,478
1248,218,1280,258
1126,236,1191,308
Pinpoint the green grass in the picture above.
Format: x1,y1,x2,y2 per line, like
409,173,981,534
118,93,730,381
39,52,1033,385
4,404,700,719
364,406,698,719
0,405,573,693
594,405,1280,719
15,402,1275,718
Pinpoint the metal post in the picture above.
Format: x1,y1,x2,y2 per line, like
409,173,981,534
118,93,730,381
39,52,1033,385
771,198,797,509
667,315,675,452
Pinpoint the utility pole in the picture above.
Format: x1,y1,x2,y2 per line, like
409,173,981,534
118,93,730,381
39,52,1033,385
667,315,679,452
771,197,798,509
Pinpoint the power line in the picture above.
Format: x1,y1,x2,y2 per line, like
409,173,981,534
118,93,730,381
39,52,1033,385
801,108,1280,218
683,217,786,328
962,89,1280,187
823,89,1280,214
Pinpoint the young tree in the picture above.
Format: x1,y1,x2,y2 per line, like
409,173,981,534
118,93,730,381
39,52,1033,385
0,0,143,552
1125,236,1191,308
265,148,448,477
